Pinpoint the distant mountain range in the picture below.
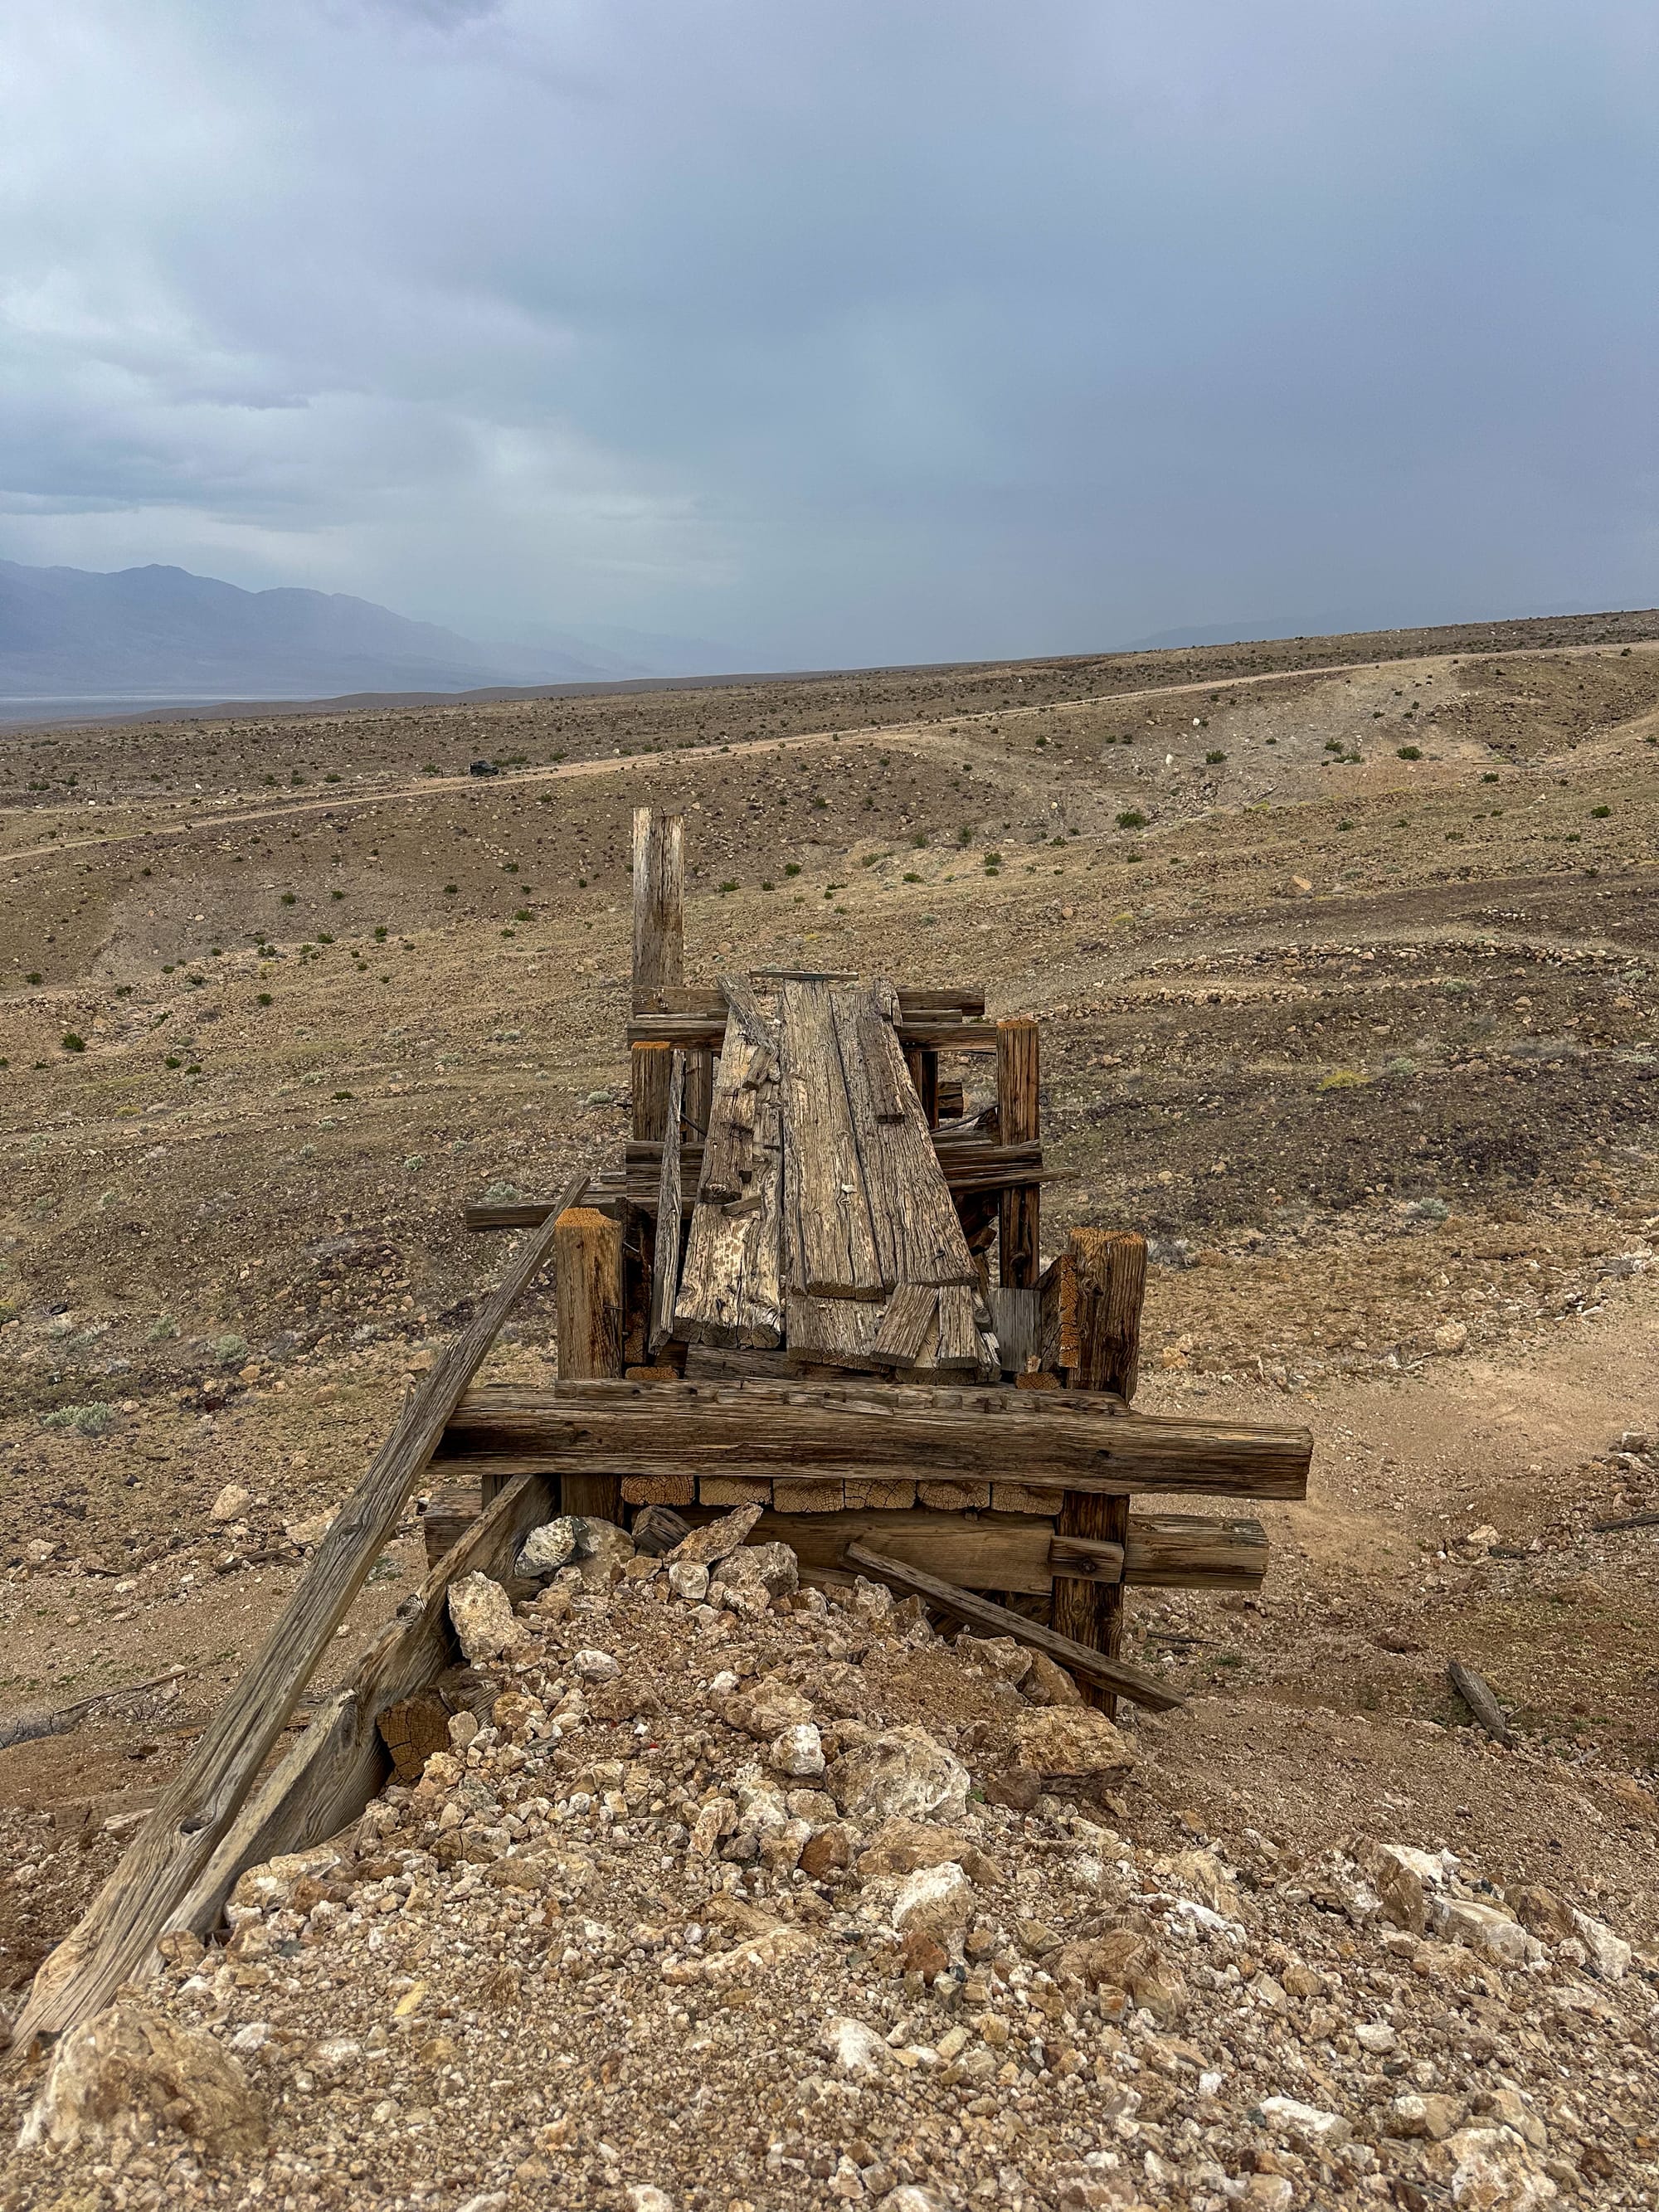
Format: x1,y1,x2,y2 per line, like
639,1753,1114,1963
0,557,731,707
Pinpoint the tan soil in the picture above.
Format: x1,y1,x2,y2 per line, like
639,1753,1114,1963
0,610,1656,2205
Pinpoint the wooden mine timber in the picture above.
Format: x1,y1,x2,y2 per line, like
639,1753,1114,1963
844,1542,1180,1712
13,800,1319,2054
10,1175,586,2053
435,1378,1312,1497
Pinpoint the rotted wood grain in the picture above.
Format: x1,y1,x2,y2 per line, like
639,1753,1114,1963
779,980,883,1300
674,1013,785,1349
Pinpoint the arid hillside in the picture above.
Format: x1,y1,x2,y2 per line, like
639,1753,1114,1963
1,612,1657,2205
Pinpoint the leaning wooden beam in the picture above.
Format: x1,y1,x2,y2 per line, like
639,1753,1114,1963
844,1540,1180,1711
10,1174,586,2052
165,1473,557,1943
437,1379,1313,1499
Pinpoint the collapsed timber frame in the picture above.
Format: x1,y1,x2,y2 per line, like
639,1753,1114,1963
10,805,1311,2053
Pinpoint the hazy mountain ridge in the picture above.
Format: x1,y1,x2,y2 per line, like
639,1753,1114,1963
0,558,620,701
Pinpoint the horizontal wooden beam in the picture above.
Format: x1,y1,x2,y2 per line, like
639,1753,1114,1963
435,1378,1311,1500
627,1014,999,1054
844,1540,1181,1711
419,1488,1268,1595
635,983,985,1019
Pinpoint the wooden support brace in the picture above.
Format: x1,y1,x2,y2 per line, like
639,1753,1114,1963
844,1541,1180,1711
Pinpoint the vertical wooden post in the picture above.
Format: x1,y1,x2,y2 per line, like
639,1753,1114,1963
553,1204,625,1521
905,1045,940,1128
632,806,684,995
682,1047,714,1137
996,1018,1039,1288
632,1042,672,1143
1052,1228,1147,1714
632,808,684,1141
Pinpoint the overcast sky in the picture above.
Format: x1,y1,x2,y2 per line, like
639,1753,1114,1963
2,1,1655,667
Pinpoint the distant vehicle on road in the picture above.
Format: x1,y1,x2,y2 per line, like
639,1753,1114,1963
469,759,500,777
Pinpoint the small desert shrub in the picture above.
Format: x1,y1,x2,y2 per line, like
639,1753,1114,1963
44,1402,114,1436
148,1315,179,1340
1397,746,1422,761
1481,771,1499,782
1205,750,1227,764
61,1033,85,1053
257,992,273,1006
280,891,297,904
481,1179,521,1204
1117,809,1146,829
1591,805,1610,818
718,880,737,894
404,1154,426,1171
784,863,802,878
211,1333,246,1366
373,926,387,941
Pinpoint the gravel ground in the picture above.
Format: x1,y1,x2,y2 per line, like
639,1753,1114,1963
3,1523,1654,2211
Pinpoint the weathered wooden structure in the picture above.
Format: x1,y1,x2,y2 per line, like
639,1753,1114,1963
443,806,1310,1691
10,804,1310,2054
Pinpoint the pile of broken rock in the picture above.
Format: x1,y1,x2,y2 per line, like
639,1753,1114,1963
5,1505,1654,2212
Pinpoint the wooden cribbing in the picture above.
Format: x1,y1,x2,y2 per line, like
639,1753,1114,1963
996,1018,1040,1289
844,1542,1180,1711
553,1204,625,1520
630,1013,1000,1053
166,1474,556,1943
10,1176,586,2053
1053,1227,1146,1714
674,1012,785,1349
641,984,986,1020
415,1490,1267,1594
437,1378,1312,1498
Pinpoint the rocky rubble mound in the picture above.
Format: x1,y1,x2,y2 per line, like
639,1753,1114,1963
5,1510,1655,2212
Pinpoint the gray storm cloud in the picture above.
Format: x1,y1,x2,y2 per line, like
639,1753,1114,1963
1,0,1654,666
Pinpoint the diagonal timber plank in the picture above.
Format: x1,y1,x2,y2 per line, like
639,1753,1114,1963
10,1172,587,2054
844,1541,1181,1711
